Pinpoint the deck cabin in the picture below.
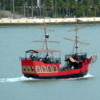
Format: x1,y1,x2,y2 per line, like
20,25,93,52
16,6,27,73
21,49,61,78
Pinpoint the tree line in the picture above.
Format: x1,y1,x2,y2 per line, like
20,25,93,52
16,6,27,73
0,0,100,18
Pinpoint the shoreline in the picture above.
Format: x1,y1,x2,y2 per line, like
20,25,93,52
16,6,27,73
0,17,100,25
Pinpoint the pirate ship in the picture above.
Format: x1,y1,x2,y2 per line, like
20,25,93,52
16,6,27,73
21,20,97,79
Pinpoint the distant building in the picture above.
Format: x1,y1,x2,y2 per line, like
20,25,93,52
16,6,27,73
37,0,41,7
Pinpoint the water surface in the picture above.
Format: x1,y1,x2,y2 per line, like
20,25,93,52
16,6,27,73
0,24,100,100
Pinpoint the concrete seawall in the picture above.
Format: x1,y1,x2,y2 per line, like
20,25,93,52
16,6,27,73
0,17,100,25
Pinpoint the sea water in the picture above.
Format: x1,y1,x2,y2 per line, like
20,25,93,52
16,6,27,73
0,24,100,100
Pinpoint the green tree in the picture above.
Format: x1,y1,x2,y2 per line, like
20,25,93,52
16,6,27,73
57,0,66,17
0,0,100,18
93,0,100,16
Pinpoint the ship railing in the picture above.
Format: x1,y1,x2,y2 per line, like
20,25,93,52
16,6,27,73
20,57,61,63
51,57,61,63
65,52,87,60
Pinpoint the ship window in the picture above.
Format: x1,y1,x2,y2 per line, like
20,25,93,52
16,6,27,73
36,66,41,72
52,66,57,72
48,66,52,72
31,66,34,72
27,67,31,72
23,66,27,72
42,66,46,72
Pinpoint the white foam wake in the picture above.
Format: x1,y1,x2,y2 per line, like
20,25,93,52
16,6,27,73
83,73,93,78
61,73,93,80
72,73,93,80
0,76,35,83
0,73,93,83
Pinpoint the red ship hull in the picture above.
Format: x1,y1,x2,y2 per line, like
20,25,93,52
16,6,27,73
24,71,88,79
21,57,91,79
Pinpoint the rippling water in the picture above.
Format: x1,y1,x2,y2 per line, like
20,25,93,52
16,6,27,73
0,24,100,100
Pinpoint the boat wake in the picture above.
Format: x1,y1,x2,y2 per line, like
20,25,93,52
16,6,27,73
0,73,93,83
0,76,37,83
66,73,93,80
82,73,93,79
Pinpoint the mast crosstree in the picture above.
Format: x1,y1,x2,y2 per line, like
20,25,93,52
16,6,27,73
64,19,90,54
33,23,60,51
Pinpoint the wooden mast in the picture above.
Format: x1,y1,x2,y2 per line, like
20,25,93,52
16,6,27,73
44,23,48,50
64,19,90,54
75,22,78,54
33,18,60,57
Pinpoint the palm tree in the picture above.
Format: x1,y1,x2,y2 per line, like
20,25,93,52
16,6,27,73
3,0,5,10
12,0,15,18
57,0,65,17
77,0,86,17
93,4,99,17
65,0,71,17
93,0,100,17
69,0,77,17
31,0,33,18
54,0,58,17
41,3,45,17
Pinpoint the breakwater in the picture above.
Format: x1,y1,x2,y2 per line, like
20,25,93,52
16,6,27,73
0,17,100,25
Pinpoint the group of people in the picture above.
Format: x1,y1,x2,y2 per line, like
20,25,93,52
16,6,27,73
30,54,60,64
62,54,86,70
43,56,52,63
30,55,52,63
30,55,40,61
72,54,87,61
